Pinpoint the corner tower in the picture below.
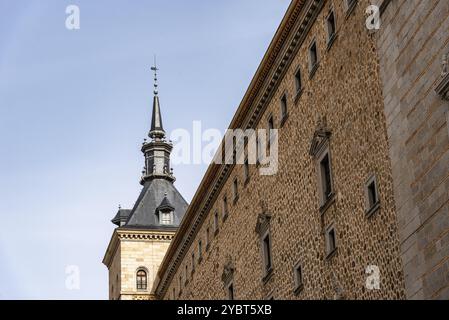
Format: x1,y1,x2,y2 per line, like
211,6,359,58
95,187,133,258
102,64,188,300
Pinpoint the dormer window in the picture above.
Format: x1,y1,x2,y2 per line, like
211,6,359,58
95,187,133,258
160,211,173,225
157,193,175,225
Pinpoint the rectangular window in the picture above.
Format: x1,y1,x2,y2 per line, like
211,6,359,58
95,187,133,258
244,158,249,183
326,225,337,257
365,175,380,216
280,94,288,121
222,196,229,220
233,178,239,203
294,263,303,290
267,116,274,151
214,210,219,233
262,232,272,274
319,152,333,205
227,282,234,300
295,68,302,94
179,275,182,290
198,240,203,261
185,265,188,283
206,227,210,250
326,10,336,44
191,252,195,272
309,40,318,76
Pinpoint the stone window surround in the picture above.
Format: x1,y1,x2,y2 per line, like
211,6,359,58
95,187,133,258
232,178,239,204
325,6,337,51
308,38,319,78
293,260,304,295
280,92,289,127
316,143,335,214
260,228,274,283
294,66,304,104
364,174,381,218
325,223,338,259
136,267,148,292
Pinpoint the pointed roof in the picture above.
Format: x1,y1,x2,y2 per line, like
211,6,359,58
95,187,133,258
157,194,175,212
123,179,188,229
149,95,165,139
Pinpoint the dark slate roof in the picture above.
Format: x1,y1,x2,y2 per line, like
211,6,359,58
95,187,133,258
111,209,131,226
123,178,188,229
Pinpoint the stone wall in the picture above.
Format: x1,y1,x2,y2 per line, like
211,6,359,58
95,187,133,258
157,0,405,300
376,0,449,300
105,230,174,300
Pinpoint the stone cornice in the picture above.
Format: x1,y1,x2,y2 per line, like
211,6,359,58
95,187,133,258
153,0,325,299
102,228,176,268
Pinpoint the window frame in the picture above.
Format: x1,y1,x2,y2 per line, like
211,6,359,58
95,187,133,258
365,174,380,217
232,178,239,204
293,261,304,295
261,229,273,280
326,9,337,49
325,224,337,259
280,93,288,125
136,268,148,291
316,145,334,212
308,39,319,78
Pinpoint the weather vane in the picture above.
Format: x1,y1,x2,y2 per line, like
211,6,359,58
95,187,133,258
151,55,159,95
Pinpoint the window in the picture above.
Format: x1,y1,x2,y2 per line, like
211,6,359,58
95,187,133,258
185,265,188,284
172,287,176,300
325,225,337,257
280,94,288,122
227,282,234,300
179,275,182,291
222,196,229,220
191,252,195,272
365,175,380,216
206,227,210,250
293,262,304,294
326,10,336,45
198,240,203,261
262,232,273,275
244,158,249,183
233,178,239,203
318,151,333,206
160,211,173,225
295,68,302,94
267,116,274,151
214,210,219,233
309,40,318,76
136,269,147,291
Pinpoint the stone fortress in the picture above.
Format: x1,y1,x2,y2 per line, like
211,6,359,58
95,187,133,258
103,0,449,300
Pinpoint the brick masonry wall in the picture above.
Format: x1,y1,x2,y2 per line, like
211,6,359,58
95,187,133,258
376,0,449,300
161,0,405,300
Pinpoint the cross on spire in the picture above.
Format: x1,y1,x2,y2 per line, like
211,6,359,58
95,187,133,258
151,55,159,95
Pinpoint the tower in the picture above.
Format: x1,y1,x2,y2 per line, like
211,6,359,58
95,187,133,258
102,64,188,300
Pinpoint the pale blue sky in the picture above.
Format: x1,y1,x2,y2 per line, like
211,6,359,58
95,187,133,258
0,0,290,299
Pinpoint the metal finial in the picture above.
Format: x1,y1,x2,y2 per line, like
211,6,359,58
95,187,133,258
118,204,121,210
150,55,159,95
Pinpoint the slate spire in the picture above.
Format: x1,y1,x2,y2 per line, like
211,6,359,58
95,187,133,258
149,58,165,140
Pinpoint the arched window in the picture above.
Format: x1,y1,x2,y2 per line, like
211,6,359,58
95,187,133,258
136,269,147,291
